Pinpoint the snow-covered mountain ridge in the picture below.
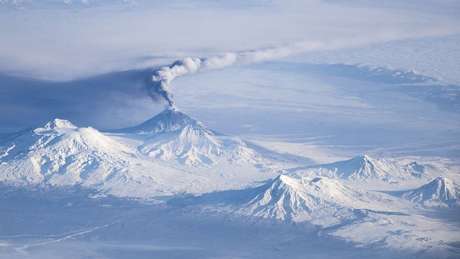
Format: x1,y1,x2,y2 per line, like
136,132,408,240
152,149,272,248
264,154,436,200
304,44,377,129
0,110,300,197
235,175,407,225
120,107,208,135
117,107,285,168
172,172,460,253
286,154,441,184
0,110,455,201
401,176,460,208
0,118,132,185
0,111,458,255
0,118,154,196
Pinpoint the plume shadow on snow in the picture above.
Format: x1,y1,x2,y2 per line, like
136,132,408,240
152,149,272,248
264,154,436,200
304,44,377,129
0,69,156,133
2,61,459,134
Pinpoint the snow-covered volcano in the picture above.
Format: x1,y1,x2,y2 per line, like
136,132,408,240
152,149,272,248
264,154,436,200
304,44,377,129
172,173,459,252
120,107,288,168
0,118,208,198
287,154,436,183
237,175,405,225
183,174,406,228
0,116,294,198
0,118,134,186
121,107,208,135
401,177,459,208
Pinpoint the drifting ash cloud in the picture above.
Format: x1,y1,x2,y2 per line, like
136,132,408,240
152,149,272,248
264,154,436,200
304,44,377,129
147,30,460,107
148,41,327,107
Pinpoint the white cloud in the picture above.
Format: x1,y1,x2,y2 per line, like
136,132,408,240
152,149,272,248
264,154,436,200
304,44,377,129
0,0,458,80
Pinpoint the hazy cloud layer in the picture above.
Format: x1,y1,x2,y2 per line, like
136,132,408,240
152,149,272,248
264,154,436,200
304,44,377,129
0,0,458,79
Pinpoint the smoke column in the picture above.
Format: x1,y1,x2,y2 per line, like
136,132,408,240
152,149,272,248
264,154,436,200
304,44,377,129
147,40,345,107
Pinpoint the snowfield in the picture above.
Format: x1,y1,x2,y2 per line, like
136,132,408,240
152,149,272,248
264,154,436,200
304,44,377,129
0,108,298,199
401,176,460,208
1,108,459,258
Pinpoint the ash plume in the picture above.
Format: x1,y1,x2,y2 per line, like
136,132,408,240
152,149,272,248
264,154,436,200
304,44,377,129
146,41,338,107
147,54,236,107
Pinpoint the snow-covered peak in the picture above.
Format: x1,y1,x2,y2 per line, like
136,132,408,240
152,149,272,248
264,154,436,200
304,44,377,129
124,108,221,166
288,154,432,183
342,154,381,175
122,107,208,135
350,154,372,164
294,154,391,181
277,174,297,185
237,174,397,223
117,109,305,168
40,118,77,131
0,118,135,185
427,177,456,194
337,154,380,175
121,108,270,167
402,177,459,208
0,117,219,199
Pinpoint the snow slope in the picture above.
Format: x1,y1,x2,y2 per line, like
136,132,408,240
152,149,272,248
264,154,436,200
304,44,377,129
235,175,405,226
0,111,300,198
175,174,460,253
0,117,458,257
287,154,438,184
0,118,217,198
401,177,459,208
117,107,297,169
0,118,134,186
125,107,226,166
0,113,458,257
